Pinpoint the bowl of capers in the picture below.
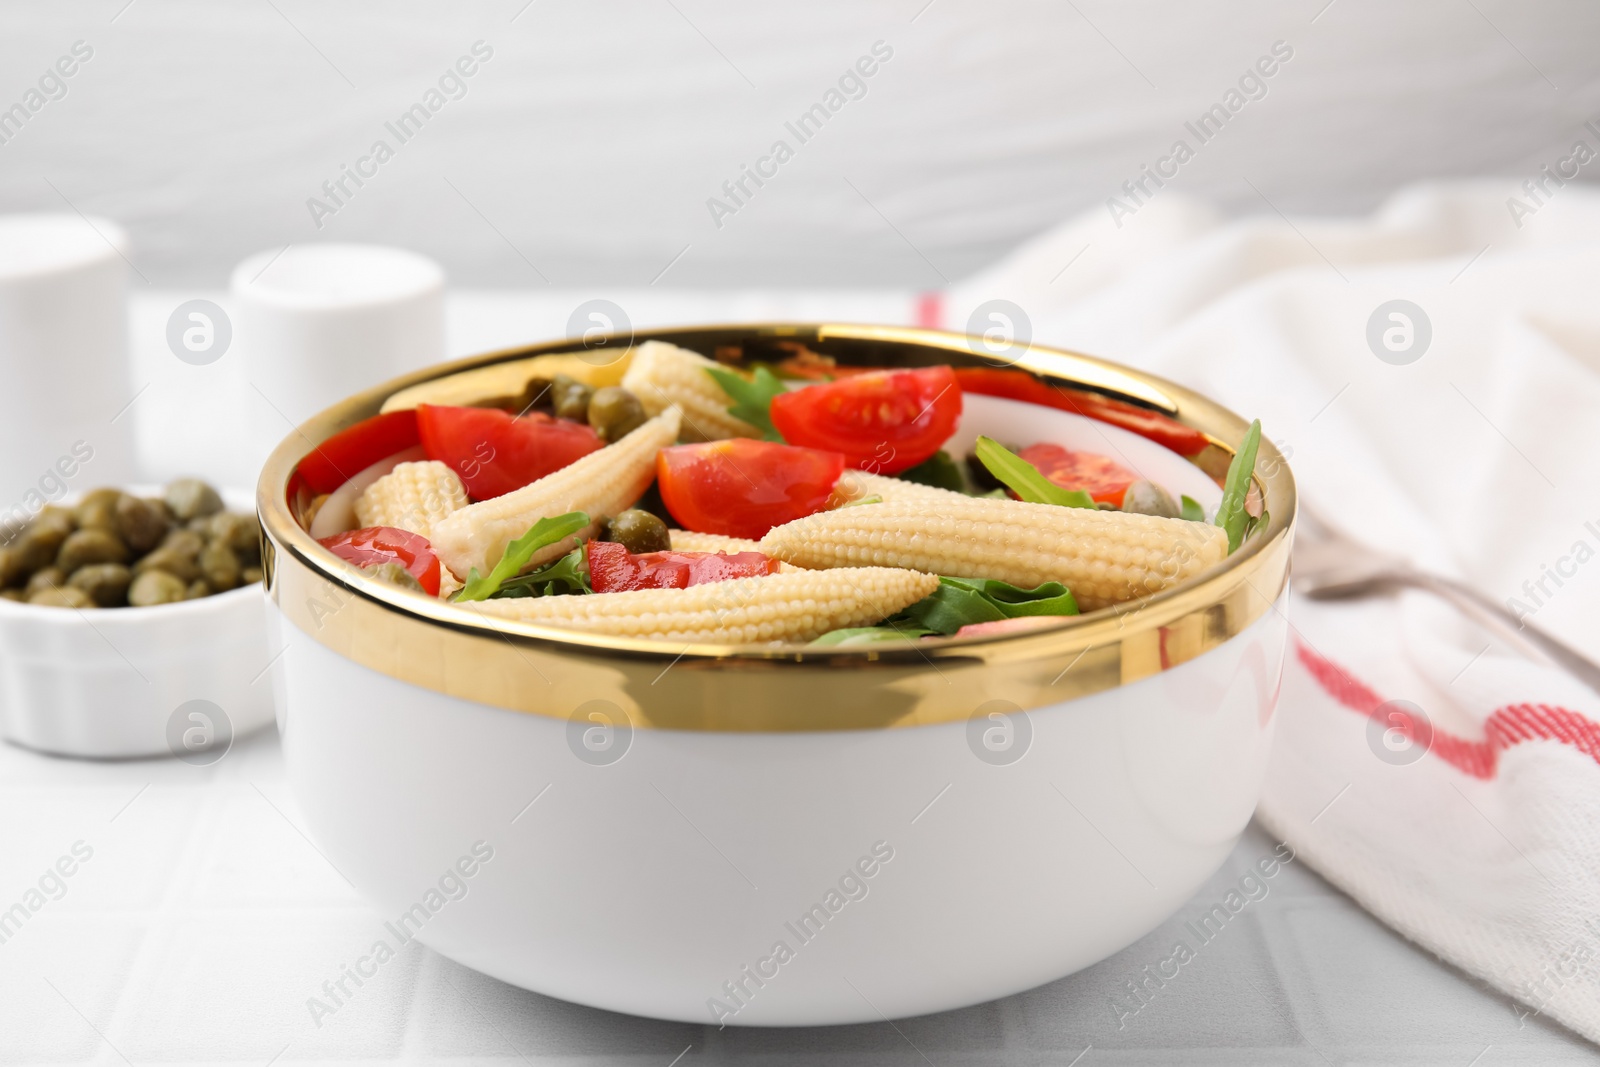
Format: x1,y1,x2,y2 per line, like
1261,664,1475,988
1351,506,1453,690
0,480,276,759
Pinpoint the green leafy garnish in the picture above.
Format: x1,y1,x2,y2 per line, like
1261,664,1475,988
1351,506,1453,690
973,437,1095,509
490,546,590,598
705,365,787,442
812,575,1079,644
1214,419,1262,554
897,450,967,493
809,625,935,647
888,576,1078,636
455,511,591,602
1180,495,1205,523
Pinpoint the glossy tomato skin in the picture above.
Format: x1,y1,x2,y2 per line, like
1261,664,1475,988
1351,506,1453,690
1017,443,1137,506
769,366,961,475
317,526,442,596
587,540,777,593
296,409,420,495
656,440,846,540
417,404,604,500
953,368,1210,456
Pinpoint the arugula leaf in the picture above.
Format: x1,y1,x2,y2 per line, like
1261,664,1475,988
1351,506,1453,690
1179,495,1205,523
809,625,935,647
897,450,967,493
704,365,787,442
455,511,590,602
973,437,1095,509
490,546,590,599
887,576,1078,636
1214,419,1262,554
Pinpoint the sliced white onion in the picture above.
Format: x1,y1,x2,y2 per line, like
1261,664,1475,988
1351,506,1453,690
308,445,428,540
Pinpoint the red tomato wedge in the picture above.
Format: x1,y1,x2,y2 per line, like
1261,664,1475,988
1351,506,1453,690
769,366,962,474
587,540,778,593
296,410,421,495
657,440,846,540
1017,443,1137,506
953,368,1210,456
317,526,442,596
417,404,604,501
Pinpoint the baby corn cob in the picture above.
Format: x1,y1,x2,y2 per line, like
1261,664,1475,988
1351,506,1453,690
761,496,1227,611
830,470,967,507
430,407,682,580
668,530,764,553
355,461,469,540
667,529,802,572
620,341,759,442
467,566,939,644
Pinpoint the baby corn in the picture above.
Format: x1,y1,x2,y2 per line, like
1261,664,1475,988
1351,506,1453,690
468,566,938,644
761,496,1227,611
668,529,802,572
431,407,682,580
830,470,966,507
668,530,763,553
355,461,469,540
620,341,759,442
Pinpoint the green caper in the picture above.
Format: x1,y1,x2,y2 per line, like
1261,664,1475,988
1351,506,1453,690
25,567,66,596
135,545,202,582
74,488,124,531
0,547,23,590
185,578,211,600
361,560,425,593
241,566,263,585
208,511,261,563
160,528,205,557
127,569,188,606
587,386,647,442
1121,480,1179,518
165,478,224,522
602,509,671,554
56,528,129,572
551,375,594,421
510,376,555,414
68,563,132,607
13,511,74,573
29,586,95,609
115,496,170,554
199,539,241,591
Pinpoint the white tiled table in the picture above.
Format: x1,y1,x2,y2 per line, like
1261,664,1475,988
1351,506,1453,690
2,291,1596,1065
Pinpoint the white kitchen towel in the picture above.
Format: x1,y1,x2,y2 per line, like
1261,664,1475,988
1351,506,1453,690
934,181,1600,1043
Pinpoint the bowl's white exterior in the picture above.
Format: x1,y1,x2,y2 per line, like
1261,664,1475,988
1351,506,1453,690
0,489,275,759
268,596,1285,1025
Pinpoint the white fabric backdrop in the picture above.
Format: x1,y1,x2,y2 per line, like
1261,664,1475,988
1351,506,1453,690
0,1,1597,286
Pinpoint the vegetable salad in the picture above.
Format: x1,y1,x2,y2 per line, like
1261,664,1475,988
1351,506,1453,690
299,341,1267,645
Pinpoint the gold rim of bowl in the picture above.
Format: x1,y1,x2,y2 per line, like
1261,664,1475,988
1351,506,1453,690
257,323,1296,732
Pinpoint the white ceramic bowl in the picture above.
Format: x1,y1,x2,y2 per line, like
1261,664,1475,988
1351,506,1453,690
260,326,1295,1025
0,488,275,760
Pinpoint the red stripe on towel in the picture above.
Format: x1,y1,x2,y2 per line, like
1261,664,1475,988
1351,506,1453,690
1295,640,1600,779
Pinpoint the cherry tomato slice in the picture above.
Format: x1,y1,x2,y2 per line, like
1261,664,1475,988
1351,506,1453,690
295,409,421,496
656,440,846,540
1017,443,1138,506
953,368,1210,456
417,404,604,500
587,540,778,593
769,366,962,475
318,526,442,596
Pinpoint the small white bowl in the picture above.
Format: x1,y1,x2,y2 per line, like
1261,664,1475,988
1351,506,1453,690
0,488,275,760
